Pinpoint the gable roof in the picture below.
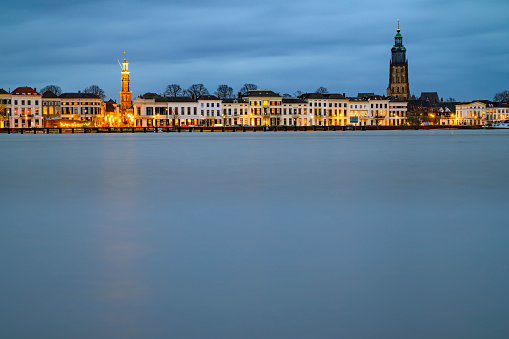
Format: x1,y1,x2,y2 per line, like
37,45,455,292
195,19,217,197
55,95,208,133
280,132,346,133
0,88,9,95
42,91,59,98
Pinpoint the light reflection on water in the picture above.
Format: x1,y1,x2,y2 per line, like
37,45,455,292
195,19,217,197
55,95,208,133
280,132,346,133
1,130,509,339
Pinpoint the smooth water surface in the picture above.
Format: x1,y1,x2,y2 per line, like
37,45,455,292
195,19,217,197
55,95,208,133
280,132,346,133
1,130,508,338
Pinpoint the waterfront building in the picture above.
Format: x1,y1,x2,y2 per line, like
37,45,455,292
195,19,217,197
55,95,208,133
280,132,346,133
323,94,350,126
60,92,104,127
387,21,410,101
451,101,509,126
42,91,61,125
281,98,308,126
222,98,250,126
243,90,282,126
133,93,198,127
486,102,509,122
388,98,408,126
0,88,11,128
10,87,42,128
199,95,222,126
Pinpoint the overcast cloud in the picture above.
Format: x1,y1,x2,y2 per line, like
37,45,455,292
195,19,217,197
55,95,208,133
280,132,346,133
1,0,508,101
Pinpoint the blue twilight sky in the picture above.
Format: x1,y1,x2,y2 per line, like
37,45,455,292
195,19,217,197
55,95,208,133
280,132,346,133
1,0,508,102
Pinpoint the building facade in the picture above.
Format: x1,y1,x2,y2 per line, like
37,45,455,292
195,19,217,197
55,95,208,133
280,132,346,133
10,87,43,128
132,90,407,127
60,92,104,127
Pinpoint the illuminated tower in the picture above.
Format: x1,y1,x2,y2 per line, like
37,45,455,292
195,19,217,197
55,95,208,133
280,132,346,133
387,20,409,100
120,53,132,113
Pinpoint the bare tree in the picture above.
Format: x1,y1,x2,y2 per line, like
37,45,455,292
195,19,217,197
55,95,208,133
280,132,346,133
186,84,209,100
40,85,62,96
282,93,292,98
215,84,233,99
240,83,257,95
165,84,183,97
294,90,303,98
446,97,456,102
84,85,106,100
316,87,329,95
494,90,509,102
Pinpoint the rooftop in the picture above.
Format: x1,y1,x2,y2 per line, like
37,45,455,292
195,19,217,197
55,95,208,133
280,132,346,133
12,87,40,95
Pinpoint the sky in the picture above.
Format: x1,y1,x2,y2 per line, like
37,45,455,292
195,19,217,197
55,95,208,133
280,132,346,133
1,0,508,102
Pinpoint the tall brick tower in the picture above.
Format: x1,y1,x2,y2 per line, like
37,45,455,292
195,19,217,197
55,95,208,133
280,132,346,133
120,53,132,114
387,20,409,100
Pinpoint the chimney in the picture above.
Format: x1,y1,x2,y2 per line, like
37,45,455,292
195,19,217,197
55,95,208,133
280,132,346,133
343,93,346,97
78,90,81,93
238,91,242,99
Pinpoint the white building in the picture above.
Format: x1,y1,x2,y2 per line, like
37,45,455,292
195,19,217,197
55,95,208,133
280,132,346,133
222,98,250,126
455,101,486,126
60,92,104,126
10,87,43,128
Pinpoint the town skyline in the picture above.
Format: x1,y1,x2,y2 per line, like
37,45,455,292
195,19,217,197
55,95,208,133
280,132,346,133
1,0,508,102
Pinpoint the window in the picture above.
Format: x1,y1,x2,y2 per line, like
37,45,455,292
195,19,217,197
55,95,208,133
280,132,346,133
22,100,25,105
14,100,18,105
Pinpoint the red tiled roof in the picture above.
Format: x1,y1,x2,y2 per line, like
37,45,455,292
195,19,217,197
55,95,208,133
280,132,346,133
12,87,40,95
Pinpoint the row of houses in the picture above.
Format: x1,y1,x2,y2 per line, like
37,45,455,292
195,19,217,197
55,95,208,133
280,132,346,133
2,86,507,128
132,91,409,127
0,87,109,128
407,98,509,126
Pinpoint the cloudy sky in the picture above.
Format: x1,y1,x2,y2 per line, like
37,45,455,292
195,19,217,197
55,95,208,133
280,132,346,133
1,0,508,101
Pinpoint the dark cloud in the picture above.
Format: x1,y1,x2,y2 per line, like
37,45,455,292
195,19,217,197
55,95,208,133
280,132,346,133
1,0,508,101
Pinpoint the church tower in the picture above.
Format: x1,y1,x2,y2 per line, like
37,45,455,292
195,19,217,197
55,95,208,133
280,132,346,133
387,20,409,100
120,53,132,113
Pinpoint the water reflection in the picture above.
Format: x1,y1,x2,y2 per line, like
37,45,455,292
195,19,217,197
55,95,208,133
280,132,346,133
1,131,509,339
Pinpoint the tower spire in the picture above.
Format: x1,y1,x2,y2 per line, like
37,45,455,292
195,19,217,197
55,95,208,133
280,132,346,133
397,19,400,33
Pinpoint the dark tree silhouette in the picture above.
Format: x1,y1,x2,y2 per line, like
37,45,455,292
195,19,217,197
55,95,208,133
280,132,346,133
84,85,105,99
215,84,233,99
165,84,183,97
316,87,329,95
186,84,209,99
494,90,509,102
40,85,62,96
240,83,257,95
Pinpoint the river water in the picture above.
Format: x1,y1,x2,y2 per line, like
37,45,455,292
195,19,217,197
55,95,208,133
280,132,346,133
1,130,508,338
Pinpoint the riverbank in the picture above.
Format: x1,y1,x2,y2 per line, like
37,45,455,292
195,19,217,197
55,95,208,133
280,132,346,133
0,125,482,134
